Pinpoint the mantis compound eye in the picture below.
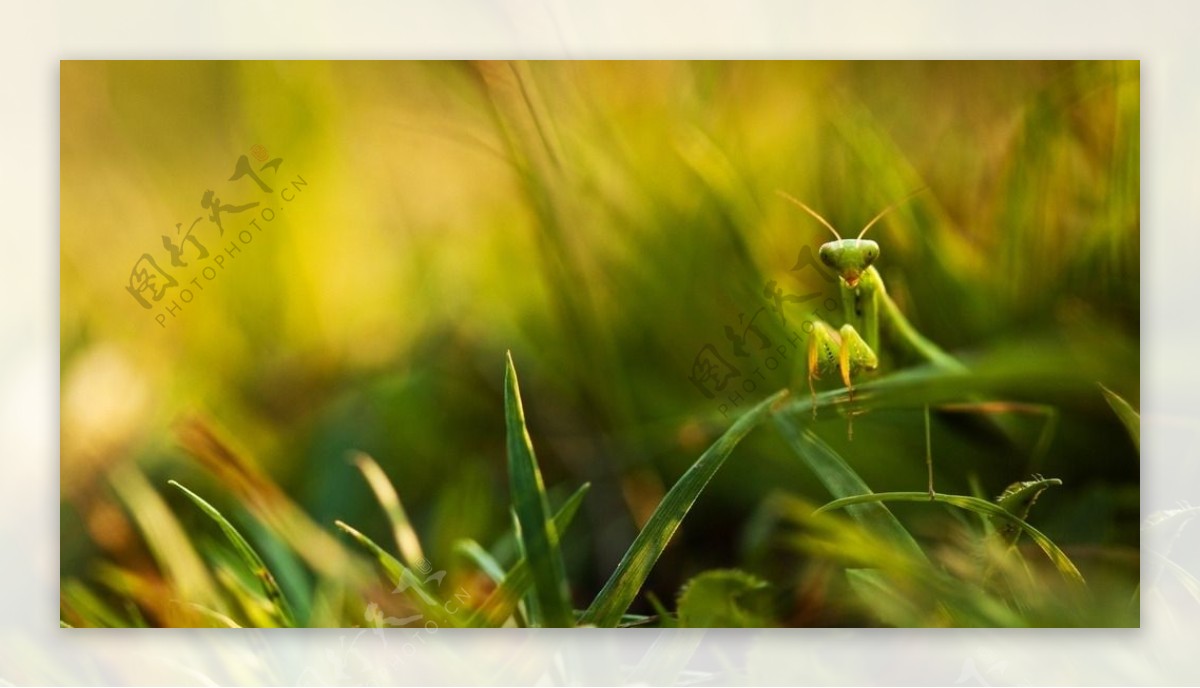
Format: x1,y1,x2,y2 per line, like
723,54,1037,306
818,246,836,267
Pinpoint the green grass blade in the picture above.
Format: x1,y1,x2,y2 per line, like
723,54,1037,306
331,520,441,607
167,480,295,627
773,416,928,564
815,491,1085,586
466,481,591,628
213,564,279,627
504,352,573,627
454,539,507,584
108,466,226,620
581,388,789,628
1100,384,1140,452
351,451,425,567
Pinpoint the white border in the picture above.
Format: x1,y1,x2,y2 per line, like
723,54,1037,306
3,1,1194,684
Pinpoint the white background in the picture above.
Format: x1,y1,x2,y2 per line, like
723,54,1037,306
1,1,1193,684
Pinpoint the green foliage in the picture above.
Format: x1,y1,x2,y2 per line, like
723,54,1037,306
815,490,1084,587
992,477,1061,546
774,414,926,563
504,352,574,627
1100,384,1140,452
61,358,1130,628
676,569,774,628
581,389,789,627
168,480,295,627
466,482,591,628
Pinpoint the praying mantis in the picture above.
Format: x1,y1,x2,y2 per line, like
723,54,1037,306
778,190,1051,498
777,190,964,413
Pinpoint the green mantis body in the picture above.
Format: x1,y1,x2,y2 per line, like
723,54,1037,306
779,192,963,411
781,192,1061,500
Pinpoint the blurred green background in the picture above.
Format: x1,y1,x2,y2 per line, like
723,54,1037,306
61,60,1139,626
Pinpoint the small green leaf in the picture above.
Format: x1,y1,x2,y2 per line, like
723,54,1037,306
581,388,789,628
168,480,294,627
1100,384,1140,452
816,491,1085,587
676,569,774,628
991,477,1062,547
504,352,573,627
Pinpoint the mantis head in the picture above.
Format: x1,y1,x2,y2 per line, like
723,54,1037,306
818,239,879,288
777,189,923,288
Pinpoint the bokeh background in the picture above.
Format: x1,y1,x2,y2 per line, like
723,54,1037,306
60,60,1139,627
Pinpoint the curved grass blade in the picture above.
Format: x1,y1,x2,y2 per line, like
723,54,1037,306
1100,383,1140,452
581,389,789,628
504,352,573,627
815,491,1085,586
351,451,425,567
992,477,1062,548
773,416,928,564
331,520,447,618
108,466,226,617
168,480,295,626
466,482,590,627
454,539,507,584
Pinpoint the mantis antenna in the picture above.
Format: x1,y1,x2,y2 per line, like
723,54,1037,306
856,187,927,241
776,190,842,241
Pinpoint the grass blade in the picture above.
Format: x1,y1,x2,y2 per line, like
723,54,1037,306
454,539,507,584
472,484,590,625
1100,383,1140,452
167,480,295,626
466,482,590,627
504,352,573,627
581,388,789,628
332,520,442,607
351,451,425,567
108,465,226,622
815,491,1086,586
773,416,928,564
